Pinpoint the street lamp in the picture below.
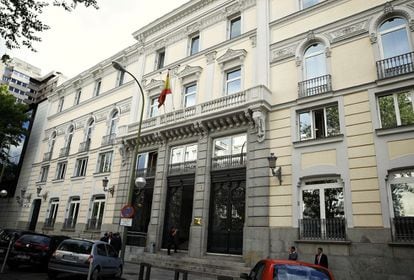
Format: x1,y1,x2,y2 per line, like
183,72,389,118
112,61,146,260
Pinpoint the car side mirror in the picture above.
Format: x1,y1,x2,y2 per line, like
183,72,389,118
240,273,250,279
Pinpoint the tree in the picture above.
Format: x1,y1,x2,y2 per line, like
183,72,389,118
0,0,98,52
0,85,29,163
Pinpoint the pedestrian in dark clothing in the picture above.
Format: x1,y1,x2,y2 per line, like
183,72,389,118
112,232,122,256
100,232,108,242
288,246,298,260
167,226,178,255
314,247,328,268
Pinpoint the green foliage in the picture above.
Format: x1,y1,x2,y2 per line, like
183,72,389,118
0,0,98,51
0,85,29,162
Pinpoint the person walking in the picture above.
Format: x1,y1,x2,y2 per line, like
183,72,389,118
112,232,122,256
100,232,108,242
288,246,298,260
314,247,328,268
167,226,178,255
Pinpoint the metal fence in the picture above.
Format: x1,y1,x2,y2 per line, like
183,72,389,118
298,74,332,98
376,52,414,79
59,147,70,157
102,133,116,146
168,160,197,175
391,217,414,242
212,153,246,170
299,218,346,241
86,218,103,231
43,152,52,161
44,218,56,229
136,167,156,178
78,140,90,153
62,218,77,229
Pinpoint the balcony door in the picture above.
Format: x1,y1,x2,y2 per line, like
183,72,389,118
28,199,41,231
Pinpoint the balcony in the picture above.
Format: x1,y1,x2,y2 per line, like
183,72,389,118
59,147,70,157
298,75,332,98
43,152,52,161
299,218,346,241
212,153,246,170
391,217,414,242
102,133,116,146
86,218,103,231
78,140,90,153
168,160,197,176
136,167,156,178
376,52,414,79
62,218,76,230
43,218,56,229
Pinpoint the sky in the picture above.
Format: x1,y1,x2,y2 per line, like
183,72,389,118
1,0,189,79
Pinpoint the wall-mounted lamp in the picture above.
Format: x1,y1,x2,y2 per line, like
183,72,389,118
16,188,32,207
267,153,282,185
0,189,7,198
36,185,48,201
102,177,115,197
134,177,146,207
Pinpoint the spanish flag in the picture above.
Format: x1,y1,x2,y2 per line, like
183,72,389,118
158,71,172,108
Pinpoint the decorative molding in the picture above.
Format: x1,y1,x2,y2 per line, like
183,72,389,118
370,33,377,44
271,44,297,63
306,30,316,41
225,2,241,16
177,65,203,80
95,112,107,123
325,47,331,58
144,79,164,91
249,34,257,48
384,1,394,14
327,20,369,43
216,48,247,68
92,68,103,79
56,126,66,136
205,51,217,65
119,103,131,114
186,22,201,35
252,110,266,143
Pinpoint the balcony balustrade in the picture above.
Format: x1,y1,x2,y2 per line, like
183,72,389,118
298,75,332,98
168,160,197,175
59,147,70,157
299,218,346,241
86,218,103,231
78,140,91,153
43,152,52,161
102,133,116,146
212,153,246,170
62,218,77,229
391,217,414,242
136,167,156,178
376,52,414,79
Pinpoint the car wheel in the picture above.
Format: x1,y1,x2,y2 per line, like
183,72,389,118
91,268,100,280
47,270,58,280
114,265,123,279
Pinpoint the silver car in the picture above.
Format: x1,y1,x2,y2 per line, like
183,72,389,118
48,239,123,280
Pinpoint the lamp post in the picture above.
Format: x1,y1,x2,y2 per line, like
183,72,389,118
112,61,146,260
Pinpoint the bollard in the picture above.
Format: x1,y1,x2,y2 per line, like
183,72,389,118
1,236,14,274
86,255,94,280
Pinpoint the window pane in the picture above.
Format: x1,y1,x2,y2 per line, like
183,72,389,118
230,17,241,39
214,138,231,156
324,188,344,218
302,0,319,9
227,80,241,95
381,28,410,58
185,145,198,161
397,92,414,126
326,105,340,136
378,95,397,128
302,189,320,219
299,112,312,140
227,69,241,80
314,109,325,138
305,52,326,79
171,147,184,163
190,36,199,55
232,135,247,154
391,183,414,217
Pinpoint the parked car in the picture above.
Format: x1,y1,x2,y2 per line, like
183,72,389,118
48,239,123,280
0,229,33,260
7,233,69,269
240,259,335,280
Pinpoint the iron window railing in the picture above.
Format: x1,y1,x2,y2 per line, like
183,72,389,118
102,133,116,146
44,218,56,229
78,140,91,153
43,152,52,161
212,153,246,170
168,160,197,175
298,74,332,98
136,167,156,178
62,218,77,229
86,218,103,231
391,217,414,242
376,52,414,79
59,147,70,157
299,218,346,241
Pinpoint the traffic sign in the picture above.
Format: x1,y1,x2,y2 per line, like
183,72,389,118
121,205,135,218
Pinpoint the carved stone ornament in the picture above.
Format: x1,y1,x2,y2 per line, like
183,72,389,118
370,33,377,44
186,22,200,34
92,68,103,78
95,112,107,123
216,48,247,68
225,2,241,16
328,20,369,43
306,30,316,41
144,79,164,91
410,19,414,32
119,140,132,166
384,2,394,14
252,110,266,143
325,47,331,58
120,103,131,113
271,45,296,63
205,51,217,65
249,35,257,48
177,65,203,80
295,56,302,67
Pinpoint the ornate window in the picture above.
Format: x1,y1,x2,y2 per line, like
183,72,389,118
379,17,411,59
229,15,241,39
74,157,88,177
304,43,327,80
156,48,165,70
109,110,119,135
74,89,81,105
39,165,49,182
116,69,125,87
55,161,67,180
184,83,197,107
45,199,59,228
225,68,241,95
64,197,80,229
87,196,105,230
189,33,200,55
97,151,113,173
149,96,159,117
57,97,64,113
377,90,414,128
168,144,197,175
212,134,246,169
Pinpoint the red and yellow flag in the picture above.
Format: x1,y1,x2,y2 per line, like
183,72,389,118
158,72,172,108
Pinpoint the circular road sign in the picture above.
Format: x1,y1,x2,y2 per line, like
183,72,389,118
121,205,135,218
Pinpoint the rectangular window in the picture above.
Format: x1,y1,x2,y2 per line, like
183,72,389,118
184,84,196,107
171,144,198,164
225,68,241,95
55,162,67,180
301,0,320,9
229,16,241,39
65,198,80,229
93,79,102,97
156,48,165,70
116,70,125,87
57,97,64,113
74,90,81,105
39,166,49,182
378,90,414,128
89,196,105,230
213,134,246,157
97,152,113,173
189,34,200,55
74,157,88,177
149,96,159,117
298,104,340,141
46,199,59,227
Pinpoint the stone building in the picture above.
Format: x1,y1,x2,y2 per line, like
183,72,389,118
1,0,413,279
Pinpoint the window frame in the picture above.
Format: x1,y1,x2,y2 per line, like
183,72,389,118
189,33,200,56
57,97,64,113
213,134,247,157
74,157,88,177
74,89,81,105
47,199,59,222
378,17,412,60
229,15,241,39
183,83,197,108
116,69,125,87
93,79,102,97
155,48,166,70
97,151,113,173
67,197,80,226
149,96,159,118
387,169,414,218
55,161,67,180
225,67,242,95
39,165,49,182
377,90,414,128
170,144,198,164
300,0,320,10
303,43,327,80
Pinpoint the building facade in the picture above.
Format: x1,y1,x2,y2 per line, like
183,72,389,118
1,0,413,279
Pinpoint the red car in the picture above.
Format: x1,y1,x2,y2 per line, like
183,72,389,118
240,259,335,280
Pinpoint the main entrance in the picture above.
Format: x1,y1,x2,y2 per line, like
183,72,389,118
208,169,246,255
29,199,41,231
162,175,194,251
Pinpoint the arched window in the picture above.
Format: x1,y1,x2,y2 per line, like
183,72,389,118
379,17,411,59
109,110,119,135
66,126,74,149
303,43,326,80
49,132,56,153
86,119,94,142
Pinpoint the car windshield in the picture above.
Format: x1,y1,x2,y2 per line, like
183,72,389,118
19,235,50,245
58,240,93,254
273,264,330,280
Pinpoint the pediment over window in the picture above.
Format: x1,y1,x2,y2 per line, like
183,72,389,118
216,48,247,68
144,79,164,91
177,65,203,80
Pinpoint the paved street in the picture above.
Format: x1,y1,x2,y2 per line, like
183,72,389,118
0,261,217,280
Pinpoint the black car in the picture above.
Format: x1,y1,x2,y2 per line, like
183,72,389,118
7,233,70,269
0,229,33,260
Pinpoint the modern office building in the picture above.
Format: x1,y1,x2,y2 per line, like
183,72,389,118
0,1,413,279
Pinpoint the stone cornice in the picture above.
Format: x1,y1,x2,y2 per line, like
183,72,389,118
143,79,164,92
177,65,203,79
216,48,247,67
